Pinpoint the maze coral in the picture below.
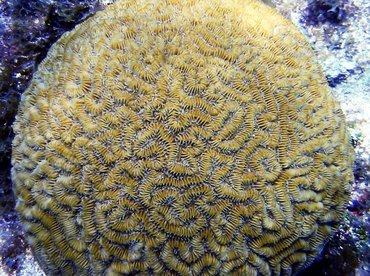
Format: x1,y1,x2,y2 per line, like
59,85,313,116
11,0,355,274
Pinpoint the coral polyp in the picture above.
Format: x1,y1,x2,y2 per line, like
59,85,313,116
11,0,354,274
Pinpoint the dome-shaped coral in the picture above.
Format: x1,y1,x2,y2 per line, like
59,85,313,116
11,0,354,275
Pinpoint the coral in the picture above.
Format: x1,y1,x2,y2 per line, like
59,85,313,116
0,1,114,274
0,0,112,217
11,0,354,275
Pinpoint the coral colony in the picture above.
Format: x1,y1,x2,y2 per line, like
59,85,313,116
11,0,354,275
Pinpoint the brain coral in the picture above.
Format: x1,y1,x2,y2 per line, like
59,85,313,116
11,0,354,275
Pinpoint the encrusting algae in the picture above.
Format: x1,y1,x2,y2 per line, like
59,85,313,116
11,0,355,275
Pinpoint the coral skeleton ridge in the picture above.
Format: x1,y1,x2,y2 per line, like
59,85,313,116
11,0,354,275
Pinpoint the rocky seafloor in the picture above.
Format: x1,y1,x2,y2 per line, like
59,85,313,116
0,0,369,275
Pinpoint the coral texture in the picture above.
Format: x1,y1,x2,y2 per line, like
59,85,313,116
11,0,354,275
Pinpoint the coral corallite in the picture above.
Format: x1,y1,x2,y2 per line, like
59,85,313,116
11,0,355,275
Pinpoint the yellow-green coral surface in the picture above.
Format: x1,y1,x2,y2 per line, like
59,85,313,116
11,0,354,275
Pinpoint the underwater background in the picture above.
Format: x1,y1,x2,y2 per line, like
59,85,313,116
0,0,368,275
